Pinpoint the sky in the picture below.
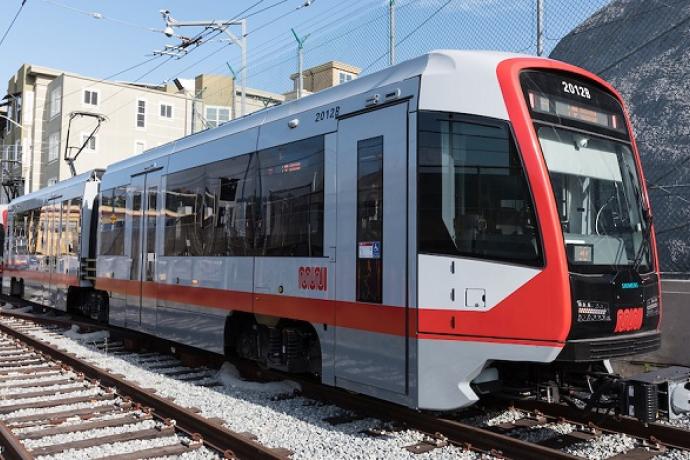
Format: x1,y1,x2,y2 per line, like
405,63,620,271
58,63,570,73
0,0,608,95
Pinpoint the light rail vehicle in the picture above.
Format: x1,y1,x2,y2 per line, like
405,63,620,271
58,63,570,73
6,51,685,420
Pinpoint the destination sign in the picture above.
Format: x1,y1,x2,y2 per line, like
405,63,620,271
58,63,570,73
528,91,624,132
520,70,629,138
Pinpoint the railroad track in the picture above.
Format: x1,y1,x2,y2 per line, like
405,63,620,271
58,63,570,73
2,302,690,459
285,375,690,459
0,315,291,460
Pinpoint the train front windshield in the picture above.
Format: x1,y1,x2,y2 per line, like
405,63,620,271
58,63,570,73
521,70,652,273
538,126,650,270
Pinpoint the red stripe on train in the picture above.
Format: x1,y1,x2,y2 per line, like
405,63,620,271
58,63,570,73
4,268,80,287
94,276,564,347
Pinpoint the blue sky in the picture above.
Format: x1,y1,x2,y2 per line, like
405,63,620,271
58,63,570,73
0,0,607,94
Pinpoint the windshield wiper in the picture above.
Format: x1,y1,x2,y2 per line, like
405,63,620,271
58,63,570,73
632,205,653,272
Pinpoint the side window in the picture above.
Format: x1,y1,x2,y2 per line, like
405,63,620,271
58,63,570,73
164,166,205,256
53,201,63,259
164,154,259,257
256,136,324,257
356,137,384,303
38,204,51,256
63,198,81,256
99,188,127,256
162,135,325,258
206,153,257,256
146,187,157,254
28,209,39,255
13,211,29,255
417,112,542,265
130,191,142,278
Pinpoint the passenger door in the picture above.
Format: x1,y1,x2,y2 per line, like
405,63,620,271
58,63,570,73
334,103,409,396
126,170,162,330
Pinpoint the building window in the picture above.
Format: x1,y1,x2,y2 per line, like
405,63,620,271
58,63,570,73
47,177,58,186
205,106,230,129
48,132,60,162
6,143,21,163
160,103,173,119
81,134,96,151
4,104,11,133
49,87,61,118
136,99,146,128
135,141,145,154
83,89,99,106
339,72,354,84
5,95,22,133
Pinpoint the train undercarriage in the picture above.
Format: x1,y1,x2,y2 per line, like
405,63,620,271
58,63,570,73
485,360,690,423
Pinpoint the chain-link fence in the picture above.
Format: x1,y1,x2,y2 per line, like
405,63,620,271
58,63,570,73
243,0,611,94
220,0,690,277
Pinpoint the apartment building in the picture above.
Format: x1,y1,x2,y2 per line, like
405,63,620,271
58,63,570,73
284,61,361,100
190,73,285,126
0,64,195,199
0,59,358,201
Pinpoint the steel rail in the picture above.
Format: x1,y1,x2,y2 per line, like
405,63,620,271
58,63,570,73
9,299,690,458
0,318,290,460
513,399,690,450
288,377,579,460
0,418,33,460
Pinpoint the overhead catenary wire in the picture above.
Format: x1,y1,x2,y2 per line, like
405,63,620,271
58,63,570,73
240,0,404,84
41,0,160,34
231,0,267,21
157,0,336,97
64,1,317,139
226,0,369,65
0,0,28,50
183,0,418,106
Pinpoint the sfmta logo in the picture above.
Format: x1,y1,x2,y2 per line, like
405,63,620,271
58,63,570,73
614,307,643,333
298,266,328,291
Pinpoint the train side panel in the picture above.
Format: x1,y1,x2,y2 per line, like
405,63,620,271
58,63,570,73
4,171,101,311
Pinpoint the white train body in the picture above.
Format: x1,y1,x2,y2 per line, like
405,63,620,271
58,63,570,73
3,51,661,411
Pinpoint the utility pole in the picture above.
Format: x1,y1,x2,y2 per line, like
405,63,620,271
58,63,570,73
158,10,248,116
536,0,544,56
226,62,238,119
389,0,396,66
291,28,310,99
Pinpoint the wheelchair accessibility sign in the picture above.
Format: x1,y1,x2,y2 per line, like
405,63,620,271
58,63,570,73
358,241,381,259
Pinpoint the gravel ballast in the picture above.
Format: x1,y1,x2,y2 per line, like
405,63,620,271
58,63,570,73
2,318,477,459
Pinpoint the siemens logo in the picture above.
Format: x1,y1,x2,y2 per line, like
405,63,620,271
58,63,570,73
621,282,640,289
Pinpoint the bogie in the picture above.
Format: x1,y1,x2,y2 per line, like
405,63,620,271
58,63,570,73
225,313,321,375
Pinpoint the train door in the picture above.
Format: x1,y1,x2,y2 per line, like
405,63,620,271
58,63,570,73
334,103,409,397
126,170,161,330
45,197,61,307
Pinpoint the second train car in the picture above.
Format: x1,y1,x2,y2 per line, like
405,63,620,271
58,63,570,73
3,50,661,411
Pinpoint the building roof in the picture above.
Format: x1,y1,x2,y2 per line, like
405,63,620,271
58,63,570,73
289,60,362,81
